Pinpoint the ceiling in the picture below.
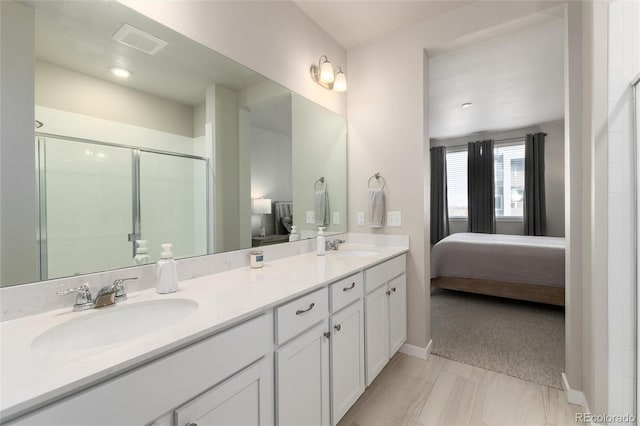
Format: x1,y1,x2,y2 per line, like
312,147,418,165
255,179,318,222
428,19,565,139
26,1,266,106
294,1,474,49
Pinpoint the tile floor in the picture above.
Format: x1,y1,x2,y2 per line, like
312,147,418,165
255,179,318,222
337,353,582,426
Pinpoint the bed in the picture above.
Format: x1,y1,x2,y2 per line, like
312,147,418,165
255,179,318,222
431,233,565,305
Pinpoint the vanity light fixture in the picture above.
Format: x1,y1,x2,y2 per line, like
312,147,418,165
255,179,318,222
310,55,347,92
110,67,131,78
461,102,473,108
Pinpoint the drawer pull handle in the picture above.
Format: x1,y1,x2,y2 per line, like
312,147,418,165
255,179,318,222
324,331,331,339
343,282,356,292
391,287,397,292
296,303,315,315
386,290,391,296
334,324,341,331
186,423,198,426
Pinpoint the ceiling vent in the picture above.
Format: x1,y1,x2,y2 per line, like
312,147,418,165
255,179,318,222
111,24,168,55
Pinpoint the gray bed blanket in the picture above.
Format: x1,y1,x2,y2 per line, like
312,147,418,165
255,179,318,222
431,233,565,288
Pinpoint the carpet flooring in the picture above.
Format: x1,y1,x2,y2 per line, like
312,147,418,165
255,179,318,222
430,288,565,389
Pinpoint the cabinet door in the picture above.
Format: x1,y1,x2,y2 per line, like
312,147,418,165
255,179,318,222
174,360,272,426
388,274,407,356
276,321,330,426
330,300,365,425
365,284,389,386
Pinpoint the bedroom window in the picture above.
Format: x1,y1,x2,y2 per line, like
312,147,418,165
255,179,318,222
494,143,525,218
445,149,468,218
445,142,525,219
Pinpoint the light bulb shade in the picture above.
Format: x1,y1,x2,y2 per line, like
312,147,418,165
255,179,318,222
333,71,347,92
251,198,272,214
319,60,335,83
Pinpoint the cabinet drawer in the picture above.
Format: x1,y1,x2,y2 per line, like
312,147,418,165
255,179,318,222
275,287,329,345
331,272,363,313
364,254,406,293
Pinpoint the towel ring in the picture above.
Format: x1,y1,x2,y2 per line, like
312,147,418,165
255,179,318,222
368,173,385,190
314,177,327,191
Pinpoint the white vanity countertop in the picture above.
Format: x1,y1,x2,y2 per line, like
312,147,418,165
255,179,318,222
0,244,407,421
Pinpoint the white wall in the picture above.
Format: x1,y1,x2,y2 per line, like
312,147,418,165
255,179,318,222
607,0,639,419
432,121,565,237
0,1,38,286
35,61,195,138
251,126,292,236
348,1,569,351
119,0,347,116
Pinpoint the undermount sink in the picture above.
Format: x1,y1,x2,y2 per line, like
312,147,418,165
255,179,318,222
31,299,199,352
334,249,380,258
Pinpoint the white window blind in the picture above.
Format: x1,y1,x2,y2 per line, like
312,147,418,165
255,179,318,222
445,150,468,218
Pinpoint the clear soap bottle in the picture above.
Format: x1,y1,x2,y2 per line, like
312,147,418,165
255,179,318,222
156,243,178,294
289,225,299,242
133,240,149,265
316,227,326,256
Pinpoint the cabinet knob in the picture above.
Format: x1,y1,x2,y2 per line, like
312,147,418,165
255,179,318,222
334,324,341,331
296,303,315,315
386,290,391,296
391,287,397,292
324,331,331,339
343,282,356,292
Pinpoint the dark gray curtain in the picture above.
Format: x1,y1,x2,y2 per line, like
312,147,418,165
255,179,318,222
467,140,495,233
524,132,546,235
430,146,449,244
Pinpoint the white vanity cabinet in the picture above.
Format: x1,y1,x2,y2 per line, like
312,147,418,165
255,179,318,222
9,315,273,426
364,255,407,385
274,287,331,426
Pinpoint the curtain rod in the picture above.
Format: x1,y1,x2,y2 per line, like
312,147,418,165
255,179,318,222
434,133,547,150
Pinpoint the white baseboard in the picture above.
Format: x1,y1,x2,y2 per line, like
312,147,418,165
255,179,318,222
399,339,432,360
561,372,597,424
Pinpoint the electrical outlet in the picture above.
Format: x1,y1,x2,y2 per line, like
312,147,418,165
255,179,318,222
357,212,365,226
306,211,315,224
387,211,402,227
332,212,340,225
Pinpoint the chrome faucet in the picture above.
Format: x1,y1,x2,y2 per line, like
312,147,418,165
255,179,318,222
325,239,346,251
57,277,137,311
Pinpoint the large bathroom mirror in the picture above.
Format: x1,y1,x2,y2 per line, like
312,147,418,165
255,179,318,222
1,0,347,287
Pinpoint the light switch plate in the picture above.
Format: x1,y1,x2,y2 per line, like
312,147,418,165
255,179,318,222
357,212,365,226
332,212,340,225
306,211,315,224
387,211,402,227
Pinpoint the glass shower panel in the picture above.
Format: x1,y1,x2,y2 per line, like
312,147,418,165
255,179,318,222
139,151,208,262
42,138,133,279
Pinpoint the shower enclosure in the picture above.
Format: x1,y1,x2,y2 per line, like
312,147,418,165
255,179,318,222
36,133,210,281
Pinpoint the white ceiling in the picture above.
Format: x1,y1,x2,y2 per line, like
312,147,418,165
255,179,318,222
26,1,267,106
294,1,473,49
428,19,565,139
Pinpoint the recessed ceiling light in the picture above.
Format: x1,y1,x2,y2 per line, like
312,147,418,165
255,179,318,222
461,102,473,108
110,67,131,78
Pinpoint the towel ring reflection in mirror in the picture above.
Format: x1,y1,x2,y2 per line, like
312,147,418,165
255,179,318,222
368,172,385,190
314,176,327,191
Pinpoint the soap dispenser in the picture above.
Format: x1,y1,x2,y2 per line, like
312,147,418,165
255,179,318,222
289,225,299,242
156,243,178,294
133,240,149,265
316,227,326,256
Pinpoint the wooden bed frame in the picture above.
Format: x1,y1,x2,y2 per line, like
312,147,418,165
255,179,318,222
431,276,565,306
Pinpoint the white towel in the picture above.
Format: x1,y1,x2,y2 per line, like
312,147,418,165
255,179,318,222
367,188,385,228
314,190,329,226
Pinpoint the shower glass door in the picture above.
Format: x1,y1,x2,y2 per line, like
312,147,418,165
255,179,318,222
38,135,210,281
39,137,133,279
139,151,208,262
